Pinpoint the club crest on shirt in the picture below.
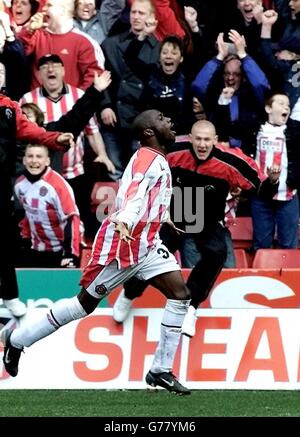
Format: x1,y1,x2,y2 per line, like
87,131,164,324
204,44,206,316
39,186,48,197
95,284,107,296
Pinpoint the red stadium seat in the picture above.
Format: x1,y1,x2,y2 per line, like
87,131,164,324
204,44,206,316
252,249,300,269
233,249,249,268
227,217,253,249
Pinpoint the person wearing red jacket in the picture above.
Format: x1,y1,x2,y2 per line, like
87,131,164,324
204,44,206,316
17,0,104,90
0,93,73,317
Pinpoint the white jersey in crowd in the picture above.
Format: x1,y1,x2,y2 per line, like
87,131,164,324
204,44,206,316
91,147,172,268
20,85,99,179
15,167,80,256
256,122,296,201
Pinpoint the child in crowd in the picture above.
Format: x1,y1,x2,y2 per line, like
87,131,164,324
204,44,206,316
251,93,299,249
15,144,81,268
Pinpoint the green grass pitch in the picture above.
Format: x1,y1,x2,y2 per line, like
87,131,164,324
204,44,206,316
0,390,299,417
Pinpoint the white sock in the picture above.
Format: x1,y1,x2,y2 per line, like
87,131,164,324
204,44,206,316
150,299,190,374
11,297,87,348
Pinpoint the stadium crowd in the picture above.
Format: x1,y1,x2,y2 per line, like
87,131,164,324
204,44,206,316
1,0,300,391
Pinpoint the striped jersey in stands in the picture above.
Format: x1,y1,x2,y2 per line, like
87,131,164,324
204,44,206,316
15,168,80,256
20,85,99,179
256,122,296,201
91,147,172,268
224,193,238,226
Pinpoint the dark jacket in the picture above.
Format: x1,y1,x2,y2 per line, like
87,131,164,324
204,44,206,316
167,144,279,231
123,37,194,135
260,38,300,110
0,39,31,101
271,5,300,54
100,31,160,128
46,85,104,138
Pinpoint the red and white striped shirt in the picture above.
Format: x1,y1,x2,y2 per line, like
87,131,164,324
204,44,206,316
91,147,172,268
20,85,99,179
15,167,80,256
256,122,296,201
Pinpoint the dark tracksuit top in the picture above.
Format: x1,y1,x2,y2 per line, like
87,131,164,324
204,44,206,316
167,143,278,232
